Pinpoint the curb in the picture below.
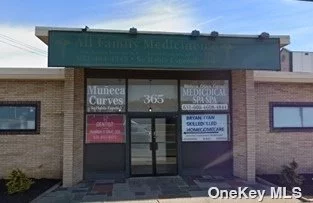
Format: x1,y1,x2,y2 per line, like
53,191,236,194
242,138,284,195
31,181,62,203
256,176,313,202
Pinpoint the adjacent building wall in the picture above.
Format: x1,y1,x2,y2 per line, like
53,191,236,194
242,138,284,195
292,52,313,73
0,79,64,179
255,82,313,174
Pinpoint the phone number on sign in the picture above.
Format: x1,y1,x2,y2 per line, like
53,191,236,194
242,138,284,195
181,104,228,111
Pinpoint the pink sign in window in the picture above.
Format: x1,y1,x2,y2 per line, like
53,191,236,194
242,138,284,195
86,114,125,143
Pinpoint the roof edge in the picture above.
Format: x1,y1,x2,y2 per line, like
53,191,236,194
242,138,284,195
254,70,313,83
35,26,290,47
0,67,64,80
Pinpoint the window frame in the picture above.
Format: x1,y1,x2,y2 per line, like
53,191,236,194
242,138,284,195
0,101,41,134
269,102,313,132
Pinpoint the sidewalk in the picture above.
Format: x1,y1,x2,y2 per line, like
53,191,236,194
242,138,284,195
33,176,301,203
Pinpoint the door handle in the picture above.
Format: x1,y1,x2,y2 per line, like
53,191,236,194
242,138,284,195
149,142,153,151
149,142,158,151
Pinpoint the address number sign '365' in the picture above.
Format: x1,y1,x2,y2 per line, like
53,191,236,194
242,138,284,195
143,94,165,104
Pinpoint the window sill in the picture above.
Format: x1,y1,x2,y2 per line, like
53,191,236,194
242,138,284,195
270,127,313,133
0,130,40,135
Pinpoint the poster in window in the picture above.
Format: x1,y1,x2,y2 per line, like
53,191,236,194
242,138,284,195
182,114,228,142
86,114,125,143
180,80,229,111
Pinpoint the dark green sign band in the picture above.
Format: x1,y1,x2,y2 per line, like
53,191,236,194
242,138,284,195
48,31,280,70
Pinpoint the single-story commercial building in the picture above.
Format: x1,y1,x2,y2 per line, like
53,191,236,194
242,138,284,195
0,27,312,187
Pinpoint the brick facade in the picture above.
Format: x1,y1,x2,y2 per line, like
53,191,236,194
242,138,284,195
255,82,313,174
232,70,256,182
1,68,313,186
0,80,64,179
62,68,85,187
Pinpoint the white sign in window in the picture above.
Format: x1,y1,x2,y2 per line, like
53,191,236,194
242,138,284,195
86,79,126,112
182,114,229,142
180,80,229,111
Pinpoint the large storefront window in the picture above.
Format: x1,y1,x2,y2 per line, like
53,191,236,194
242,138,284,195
84,72,232,178
86,79,126,112
128,79,178,112
85,78,231,144
180,80,229,111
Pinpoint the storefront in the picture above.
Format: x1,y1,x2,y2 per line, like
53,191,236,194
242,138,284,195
83,69,231,179
46,27,281,185
2,27,304,187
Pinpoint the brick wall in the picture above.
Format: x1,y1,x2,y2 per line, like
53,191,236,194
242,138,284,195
63,68,84,187
255,82,313,174
232,70,256,182
0,80,64,179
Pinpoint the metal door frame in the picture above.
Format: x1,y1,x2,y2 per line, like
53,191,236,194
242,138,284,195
129,113,178,177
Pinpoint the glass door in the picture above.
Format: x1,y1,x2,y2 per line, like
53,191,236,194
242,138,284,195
155,117,177,175
130,118,153,175
130,116,177,176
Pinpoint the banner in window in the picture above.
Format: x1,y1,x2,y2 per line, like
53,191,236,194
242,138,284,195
86,114,125,143
182,114,228,142
180,80,229,111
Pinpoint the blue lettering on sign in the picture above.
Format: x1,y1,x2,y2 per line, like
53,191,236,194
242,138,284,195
186,115,215,120
185,127,224,132
187,122,204,126
204,115,215,119
186,115,201,120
